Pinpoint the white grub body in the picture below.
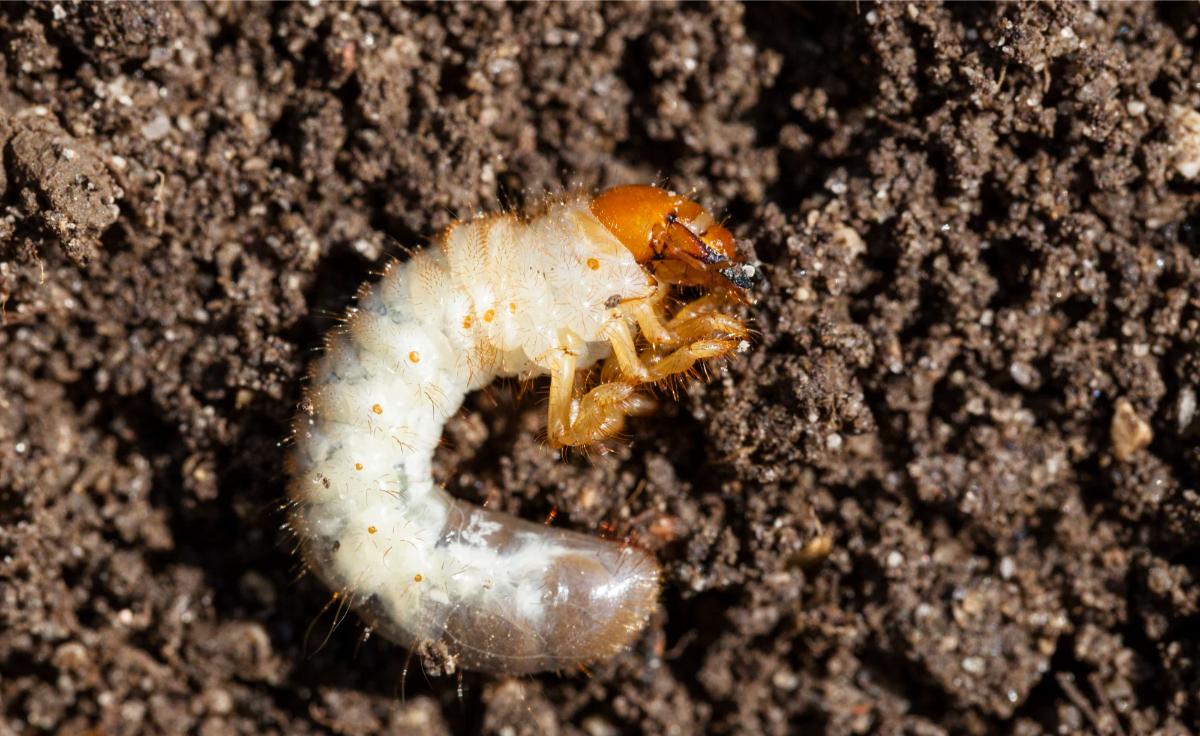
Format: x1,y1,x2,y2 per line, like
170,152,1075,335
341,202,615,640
289,195,661,675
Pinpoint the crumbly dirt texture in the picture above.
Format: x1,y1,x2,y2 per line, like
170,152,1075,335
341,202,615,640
5,2,1200,735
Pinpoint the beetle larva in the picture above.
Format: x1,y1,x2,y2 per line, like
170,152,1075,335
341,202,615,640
288,186,754,675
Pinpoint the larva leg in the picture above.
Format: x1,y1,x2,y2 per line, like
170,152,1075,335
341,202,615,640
666,293,748,341
605,319,652,383
665,312,748,343
546,347,577,444
630,301,673,345
547,348,637,448
643,338,740,383
666,293,723,330
546,298,746,448
633,296,748,347
612,300,747,386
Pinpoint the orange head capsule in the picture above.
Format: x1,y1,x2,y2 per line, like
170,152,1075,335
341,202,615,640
589,185,756,291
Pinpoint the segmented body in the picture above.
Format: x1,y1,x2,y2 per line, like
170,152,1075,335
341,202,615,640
288,187,751,675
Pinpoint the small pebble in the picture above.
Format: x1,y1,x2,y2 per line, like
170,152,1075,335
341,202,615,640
1170,105,1200,180
1178,386,1196,433
960,590,984,615
142,113,171,141
1111,398,1152,462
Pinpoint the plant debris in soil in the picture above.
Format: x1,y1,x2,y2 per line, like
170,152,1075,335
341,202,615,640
6,2,1200,735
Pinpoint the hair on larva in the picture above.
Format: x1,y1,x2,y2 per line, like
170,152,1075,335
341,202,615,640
288,185,754,675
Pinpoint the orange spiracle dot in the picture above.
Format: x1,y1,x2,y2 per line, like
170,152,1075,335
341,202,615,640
484,309,495,322
462,316,472,329
367,526,377,534
372,403,383,415
586,257,600,271
355,463,363,471
413,574,423,582
508,302,516,314
409,350,420,363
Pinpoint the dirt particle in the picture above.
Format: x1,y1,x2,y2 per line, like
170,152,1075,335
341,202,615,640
1111,398,1153,462
1170,105,1200,180
203,688,234,716
582,716,620,736
1178,386,1196,433
9,116,121,263
960,591,984,616
141,113,172,141
238,570,277,607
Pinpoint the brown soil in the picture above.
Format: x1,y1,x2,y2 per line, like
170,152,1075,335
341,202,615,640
4,2,1200,735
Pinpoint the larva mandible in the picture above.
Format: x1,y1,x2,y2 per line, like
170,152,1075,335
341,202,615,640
287,185,755,676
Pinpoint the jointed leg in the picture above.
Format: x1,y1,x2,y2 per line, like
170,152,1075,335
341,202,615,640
546,347,577,444
605,318,652,382
544,293,748,448
667,312,747,343
606,319,739,385
547,348,638,449
666,293,723,332
634,295,748,348
607,295,747,387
